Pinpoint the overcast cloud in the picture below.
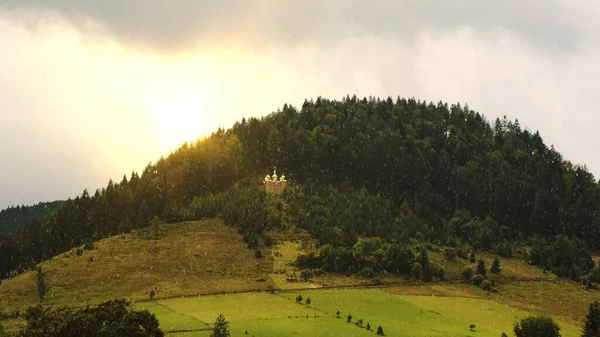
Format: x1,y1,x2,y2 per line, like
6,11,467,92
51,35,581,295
0,0,599,209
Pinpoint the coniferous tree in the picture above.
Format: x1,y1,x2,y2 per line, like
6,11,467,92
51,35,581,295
210,315,230,337
491,258,502,274
477,259,487,276
582,301,600,337
36,266,46,301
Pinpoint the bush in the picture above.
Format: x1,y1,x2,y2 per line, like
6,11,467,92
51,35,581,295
462,267,474,280
470,253,476,263
83,240,95,250
305,298,311,306
347,314,352,323
76,248,84,256
472,274,485,286
366,323,371,330
296,295,303,302
436,266,445,280
255,249,262,258
480,279,492,291
514,315,561,337
358,266,375,278
300,269,314,282
377,325,385,335
149,289,156,300
469,324,476,331
444,248,457,261
411,262,423,279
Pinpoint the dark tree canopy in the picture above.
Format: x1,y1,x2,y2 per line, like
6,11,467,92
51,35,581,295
514,316,561,337
15,299,163,337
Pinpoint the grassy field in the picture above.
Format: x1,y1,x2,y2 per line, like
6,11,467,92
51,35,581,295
134,287,586,337
0,219,273,315
1,219,598,335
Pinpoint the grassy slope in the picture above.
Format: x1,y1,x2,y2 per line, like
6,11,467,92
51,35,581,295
0,219,273,315
1,219,598,335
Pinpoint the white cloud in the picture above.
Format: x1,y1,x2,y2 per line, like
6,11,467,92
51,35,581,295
0,2,599,208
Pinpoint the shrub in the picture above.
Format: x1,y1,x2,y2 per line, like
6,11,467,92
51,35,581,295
336,310,340,318
491,258,502,274
76,248,84,256
444,248,457,261
411,262,423,279
300,269,314,281
501,333,508,337
254,249,262,258
305,298,311,306
472,274,485,286
436,266,445,280
462,267,474,280
83,240,95,250
480,279,492,291
359,267,375,278
376,325,385,335
366,323,371,330
149,289,156,300
296,295,303,302
347,314,352,323
469,324,476,331
513,315,561,337
470,252,476,263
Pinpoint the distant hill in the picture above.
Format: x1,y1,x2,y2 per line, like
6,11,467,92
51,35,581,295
0,200,64,235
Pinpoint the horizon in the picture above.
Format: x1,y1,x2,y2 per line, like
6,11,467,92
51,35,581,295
1,1,599,209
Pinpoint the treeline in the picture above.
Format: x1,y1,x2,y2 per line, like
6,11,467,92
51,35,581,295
0,201,64,235
1,96,599,280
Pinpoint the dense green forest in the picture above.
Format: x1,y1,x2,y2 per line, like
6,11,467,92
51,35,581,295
1,96,599,283
0,201,64,235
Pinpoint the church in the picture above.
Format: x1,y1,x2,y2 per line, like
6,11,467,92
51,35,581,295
264,168,288,194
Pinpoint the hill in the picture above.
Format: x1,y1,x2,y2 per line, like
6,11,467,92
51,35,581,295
0,200,64,235
1,96,599,283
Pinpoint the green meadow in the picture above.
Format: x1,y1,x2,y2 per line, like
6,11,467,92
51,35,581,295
138,288,583,336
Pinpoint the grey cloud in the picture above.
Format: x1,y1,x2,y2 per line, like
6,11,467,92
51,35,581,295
0,0,585,53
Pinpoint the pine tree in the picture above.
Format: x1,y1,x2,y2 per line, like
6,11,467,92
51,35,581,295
477,259,487,276
377,325,385,335
582,301,600,337
210,315,230,337
36,266,47,301
491,258,502,274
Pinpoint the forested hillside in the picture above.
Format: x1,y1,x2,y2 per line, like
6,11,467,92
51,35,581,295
1,96,599,283
0,201,64,235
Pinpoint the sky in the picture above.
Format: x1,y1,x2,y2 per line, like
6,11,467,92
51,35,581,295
0,1,599,209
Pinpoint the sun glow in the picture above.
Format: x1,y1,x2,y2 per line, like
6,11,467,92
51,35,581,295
152,89,212,151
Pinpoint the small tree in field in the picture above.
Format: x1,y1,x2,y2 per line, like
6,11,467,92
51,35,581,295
476,259,487,276
336,310,340,318
347,314,352,323
377,325,385,335
305,298,311,305
469,324,476,331
501,333,508,337
366,323,371,331
491,258,502,274
36,266,47,302
149,289,156,300
210,314,230,337
513,315,561,337
582,301,600,337
463,266,474,280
